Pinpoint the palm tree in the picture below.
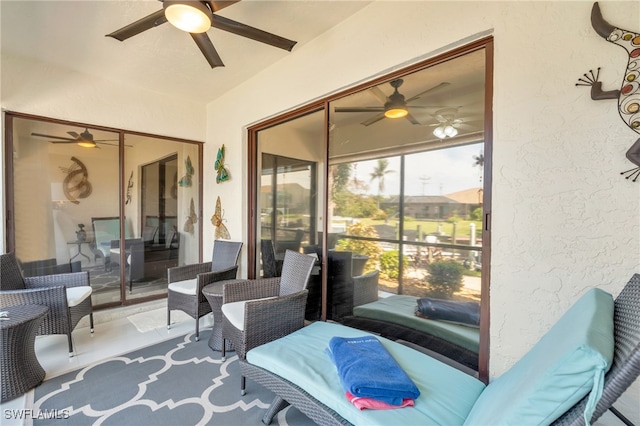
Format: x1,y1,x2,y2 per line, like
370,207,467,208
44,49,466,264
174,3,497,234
473,151,484,183
370,159,394,207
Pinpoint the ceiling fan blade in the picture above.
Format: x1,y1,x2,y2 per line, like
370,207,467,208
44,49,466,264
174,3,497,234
106,9,167,42
362,113,386,127
50,141,76,144
407,105,450,109
191,33,224,68
94,139,120,142
405,112,421,125
210,14,296,51
405,82,451,103
67,131,79,138
334,107,385,113
31,132,75,141
369,86,388,104
207,1,241,13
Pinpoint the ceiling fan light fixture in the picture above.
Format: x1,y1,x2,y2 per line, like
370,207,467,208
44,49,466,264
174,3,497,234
384,86,408,119
77,141,97,148
433,124,458,139
164,1,212,33
444,125,458,137
384,107,409,119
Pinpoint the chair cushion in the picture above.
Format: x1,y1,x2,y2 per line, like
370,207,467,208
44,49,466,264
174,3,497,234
66,286,92,307
168,279,198,295
221,301,247,330
463,288,614,426
221,297,276,331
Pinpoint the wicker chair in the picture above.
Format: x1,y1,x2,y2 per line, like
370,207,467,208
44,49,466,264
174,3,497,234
352,270,380,308
221,249,316,395
0,252,94,357
260,239,278,278
167,240,242,341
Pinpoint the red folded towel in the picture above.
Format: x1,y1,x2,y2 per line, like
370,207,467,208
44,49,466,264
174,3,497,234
346,391,415,410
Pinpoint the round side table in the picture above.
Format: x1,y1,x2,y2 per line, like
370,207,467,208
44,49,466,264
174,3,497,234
1,305,49,402
202,280,241,352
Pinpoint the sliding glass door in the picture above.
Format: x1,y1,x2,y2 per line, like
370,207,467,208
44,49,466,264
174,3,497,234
5,114,203,308
254,110,325,320
249,39,492,378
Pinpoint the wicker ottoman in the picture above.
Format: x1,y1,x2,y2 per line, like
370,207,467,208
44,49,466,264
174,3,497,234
1,305,49,401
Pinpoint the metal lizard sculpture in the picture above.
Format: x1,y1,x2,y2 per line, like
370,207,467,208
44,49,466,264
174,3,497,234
576,2,640,181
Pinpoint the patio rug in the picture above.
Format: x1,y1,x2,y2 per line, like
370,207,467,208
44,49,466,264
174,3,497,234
31,330,313,426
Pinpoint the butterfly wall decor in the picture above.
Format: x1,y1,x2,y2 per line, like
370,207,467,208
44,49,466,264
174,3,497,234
183,197,198,234
211,196,230,240
215,145,230,184
179,156,194,187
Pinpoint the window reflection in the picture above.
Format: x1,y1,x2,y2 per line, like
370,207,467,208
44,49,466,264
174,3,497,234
327,49,486,372
8,116,202,308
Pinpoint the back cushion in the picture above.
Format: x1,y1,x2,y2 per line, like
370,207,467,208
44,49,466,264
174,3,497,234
463,288,614,426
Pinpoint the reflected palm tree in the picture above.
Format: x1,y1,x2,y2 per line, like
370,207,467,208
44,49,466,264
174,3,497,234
370,159,394,207
473,151,484,183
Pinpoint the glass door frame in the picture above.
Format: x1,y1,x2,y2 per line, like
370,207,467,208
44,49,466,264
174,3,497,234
247,37,493,382
3,111,204,309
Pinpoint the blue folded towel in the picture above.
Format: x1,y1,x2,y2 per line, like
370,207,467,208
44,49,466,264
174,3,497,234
327,335,420,405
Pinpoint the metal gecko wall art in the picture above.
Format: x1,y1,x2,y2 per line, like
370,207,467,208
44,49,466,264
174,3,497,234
576,2,640,182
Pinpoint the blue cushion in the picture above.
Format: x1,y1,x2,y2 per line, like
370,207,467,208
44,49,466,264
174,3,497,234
463,288,614,426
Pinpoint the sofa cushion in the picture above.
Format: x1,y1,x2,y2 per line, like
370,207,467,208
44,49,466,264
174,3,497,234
248,321,485,426
463,288,614,426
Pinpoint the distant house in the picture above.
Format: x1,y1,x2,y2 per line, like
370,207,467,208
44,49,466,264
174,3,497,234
260,182,310,215
381,188,482,220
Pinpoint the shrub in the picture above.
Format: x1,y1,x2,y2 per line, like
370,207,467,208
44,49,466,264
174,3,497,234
379,250,408,279
336,222,382,273
425,260,464,298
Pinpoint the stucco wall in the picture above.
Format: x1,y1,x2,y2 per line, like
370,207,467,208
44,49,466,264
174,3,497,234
205,0,640,386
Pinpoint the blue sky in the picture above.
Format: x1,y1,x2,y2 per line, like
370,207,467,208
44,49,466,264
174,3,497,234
352,142,484,197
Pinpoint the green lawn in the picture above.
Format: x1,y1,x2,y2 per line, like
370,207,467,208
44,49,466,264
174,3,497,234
353,218,482,242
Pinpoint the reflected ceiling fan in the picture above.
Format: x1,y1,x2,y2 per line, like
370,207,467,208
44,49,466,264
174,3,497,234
334,79,450,126
31,128,121,148
106,0,297,69
428,107,480,139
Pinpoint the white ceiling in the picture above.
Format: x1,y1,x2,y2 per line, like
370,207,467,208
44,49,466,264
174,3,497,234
1,0,370,105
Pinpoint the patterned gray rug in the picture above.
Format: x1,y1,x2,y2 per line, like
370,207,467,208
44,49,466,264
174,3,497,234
32,331,313,425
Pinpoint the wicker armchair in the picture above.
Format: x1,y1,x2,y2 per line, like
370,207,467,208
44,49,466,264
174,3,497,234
221,250,316,395
167,240,242,341
0,252,94,357
353,270,380,308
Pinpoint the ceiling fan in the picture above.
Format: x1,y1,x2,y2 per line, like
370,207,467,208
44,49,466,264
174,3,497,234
31,128,120,148
428,107,480,139
430,108,463,139
334,79,450,126
106,0,297,69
